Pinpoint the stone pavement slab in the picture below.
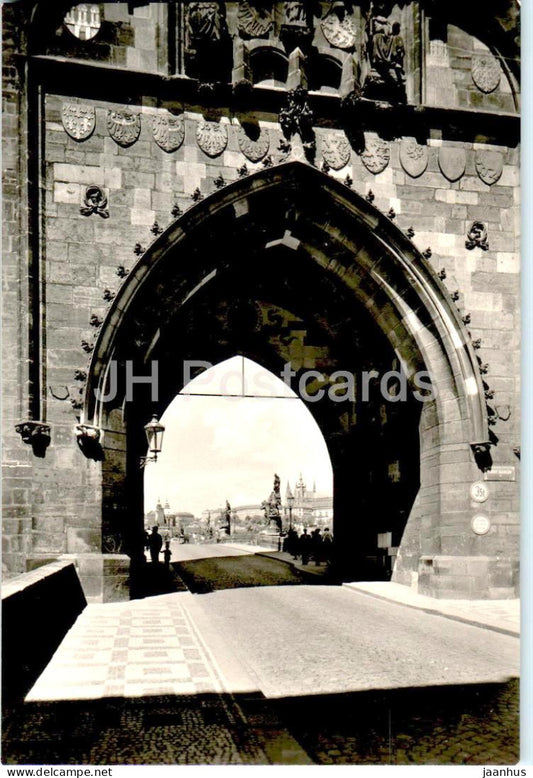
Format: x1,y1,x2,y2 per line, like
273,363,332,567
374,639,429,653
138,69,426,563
26,592,226,702
343,581,520,637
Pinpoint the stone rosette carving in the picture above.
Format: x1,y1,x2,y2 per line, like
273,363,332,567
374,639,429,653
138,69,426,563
80,185,109,218
196,120,228,157
438,146,466,182
62,103,96,141
15,421,51,458
322,132,351,170
152,113,185,153
238,125,270,162
475,150,503,186
472,55,501,94
107,110,141,147
321,3,356,50
237,1,273,38
465,221,489,251
400,138,428,178
360,135,390,174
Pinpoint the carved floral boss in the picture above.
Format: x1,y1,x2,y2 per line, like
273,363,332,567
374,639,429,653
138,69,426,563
80,185,109,218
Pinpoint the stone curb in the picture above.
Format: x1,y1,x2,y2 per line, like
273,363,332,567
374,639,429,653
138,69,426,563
342,583,520,638
254,550,329,579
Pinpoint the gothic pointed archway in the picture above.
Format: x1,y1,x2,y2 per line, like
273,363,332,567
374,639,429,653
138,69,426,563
81,161,491,591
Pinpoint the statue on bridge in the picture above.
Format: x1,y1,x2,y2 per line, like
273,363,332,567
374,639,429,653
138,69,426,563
262,473,283,533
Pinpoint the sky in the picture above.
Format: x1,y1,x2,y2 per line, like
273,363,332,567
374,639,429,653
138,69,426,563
144,357,333,516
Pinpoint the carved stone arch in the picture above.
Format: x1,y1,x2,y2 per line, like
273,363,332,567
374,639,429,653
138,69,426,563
82,162,493,591
246,41,289,86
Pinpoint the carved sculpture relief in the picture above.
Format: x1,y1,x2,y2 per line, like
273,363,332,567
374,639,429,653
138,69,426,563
322,132,351,170
107,110,141,147
185,2,230,81
237,1,273,39
280,1,312,49
400,138,429,178
80,185,109,218
465,221,489,251
364,14,406,102
187,2,224,44
472,55,501,94
438,146,466,182
475,150,503,186
196,120,228,157
321,1,357,50
62,103,96,141
279,87,315,158
360,134,390,174
15,421,51,458
238,125,270,162
152,113,185,153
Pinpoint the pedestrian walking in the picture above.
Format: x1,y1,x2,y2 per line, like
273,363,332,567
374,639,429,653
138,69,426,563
286,527,299,559
299,528,311,565
147,525,163,565
163,539,172,570
322,527,333,563
311,527,323,565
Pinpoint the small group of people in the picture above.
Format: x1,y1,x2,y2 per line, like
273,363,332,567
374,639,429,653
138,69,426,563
284,526,333,566
145,526,172,568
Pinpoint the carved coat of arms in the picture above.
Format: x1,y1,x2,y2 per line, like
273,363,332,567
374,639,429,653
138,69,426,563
360,135,390,174
196,121,228,157
321,9,356,50
475,150,503,185
152,113,185,153
107,110,141,147
472,55,501,94
238,126,270,162
438,146,466,182
237,1,273,38
62,103,96,141
400,138,428,178
322,133,351,170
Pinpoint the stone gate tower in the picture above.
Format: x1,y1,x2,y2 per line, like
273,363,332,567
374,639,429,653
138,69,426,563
2,1,520,599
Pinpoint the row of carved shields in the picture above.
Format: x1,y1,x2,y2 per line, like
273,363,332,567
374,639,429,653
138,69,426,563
62,103,273,161
321,132,504,185
62,104,505,185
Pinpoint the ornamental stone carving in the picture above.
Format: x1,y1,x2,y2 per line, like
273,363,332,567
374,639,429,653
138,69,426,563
321,2,357,50
107,110,141,147
152,113,185,152
196,120,228,157
472,55,501,94
321,132,351,170
15,421,51,458
465,221,489,251
475,150,503,185
364,15,406,102
75,424,103,461
360,134,390,174
279,87,315,159
400,138,428,178
238,125,270,162
187,2,224,44
237,1,273,39
62,103,96,141
281,2,312,49
80,185,109,218
438,146,466,182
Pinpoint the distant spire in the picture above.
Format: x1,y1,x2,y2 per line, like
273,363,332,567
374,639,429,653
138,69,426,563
313,479,316,493
285,481,293,499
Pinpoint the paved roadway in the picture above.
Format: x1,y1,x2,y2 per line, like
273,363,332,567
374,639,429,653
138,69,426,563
3,544,520,765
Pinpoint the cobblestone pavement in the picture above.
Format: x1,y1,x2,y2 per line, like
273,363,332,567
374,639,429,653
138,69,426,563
271,678,519,765
172,553,317,593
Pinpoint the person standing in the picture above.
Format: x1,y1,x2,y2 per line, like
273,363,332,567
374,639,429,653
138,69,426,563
311,527,323,565
299,528,311,565
148,525,163,565
322,527,333,564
